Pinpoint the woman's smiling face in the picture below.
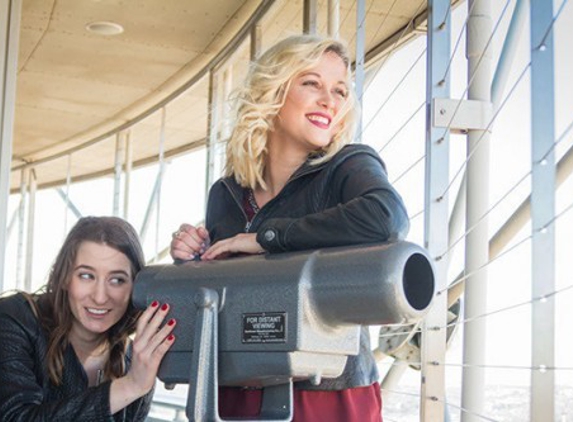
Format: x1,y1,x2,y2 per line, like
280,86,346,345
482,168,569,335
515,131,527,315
67,241,133,343
271,51,349,154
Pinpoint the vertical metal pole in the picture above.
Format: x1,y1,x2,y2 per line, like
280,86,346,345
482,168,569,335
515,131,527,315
16,168,27,290
303,0,318,35
155,107,166,261
139,173,162,243
327,0,340,39
123,129,133,220
250,24,262,60
491,0,527,108
24,169,35,292
354,0,366,143
461,2,492,421
113,132,125,217
205,70,219,197
55,188,83,219
420,0,450,420
0,0,22,290
64,154,72,235
530,0,556,420
220,66,233,176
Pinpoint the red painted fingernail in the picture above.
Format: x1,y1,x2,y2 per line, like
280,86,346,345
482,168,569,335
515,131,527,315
150,300,159,308
167,318,176,326
167,334,175,341
161,303,169,311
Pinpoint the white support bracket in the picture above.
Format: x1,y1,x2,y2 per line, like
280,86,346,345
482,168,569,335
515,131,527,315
433,98,493,133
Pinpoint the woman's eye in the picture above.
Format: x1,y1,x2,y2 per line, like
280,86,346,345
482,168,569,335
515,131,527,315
109,277,127,286
335,88,348,98
302,80,319,87
78,272,94,281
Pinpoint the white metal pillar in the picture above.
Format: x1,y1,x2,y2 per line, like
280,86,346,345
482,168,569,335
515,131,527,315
327,0,340,39
16,168,27,289
354,0,366,143
303,0,318,35
0,0,22,291
64,154,72,235
24,169,35,292
123,130,133,220
420,0,450,420
530,0,556,419
461,1,493,421
113,132,125,217
250,24,262,60
205,70,220,196
154,107,167,261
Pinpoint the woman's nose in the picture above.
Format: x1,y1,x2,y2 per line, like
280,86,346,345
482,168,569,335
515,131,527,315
318,88,336,110
92,280,108,304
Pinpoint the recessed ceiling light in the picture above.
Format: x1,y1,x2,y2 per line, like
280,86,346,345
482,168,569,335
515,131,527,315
85,21,124,36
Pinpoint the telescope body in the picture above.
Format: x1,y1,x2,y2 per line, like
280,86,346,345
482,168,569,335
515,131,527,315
132,241,435,388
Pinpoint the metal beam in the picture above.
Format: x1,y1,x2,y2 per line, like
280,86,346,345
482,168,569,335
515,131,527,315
461,2,493,420
55,188,83,219
124,130,133,220
530,0,556,419
420,0,450,420
205,70,220,197
303,0,318,35
327,0,340,38
113,132,125,217
0,0,22,291
24,170,36,292
250,24,262,60
354,0,366,142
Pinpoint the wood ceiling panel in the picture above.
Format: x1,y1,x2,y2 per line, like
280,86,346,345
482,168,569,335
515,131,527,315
10,0,457,192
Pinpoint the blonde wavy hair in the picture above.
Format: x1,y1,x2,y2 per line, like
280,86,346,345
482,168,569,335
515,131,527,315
225,34,359,190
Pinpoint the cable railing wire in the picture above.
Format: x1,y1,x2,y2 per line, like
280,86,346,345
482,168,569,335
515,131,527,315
360,0,427,98
534,0,570,51
539,117,573,164
444,283,573,331
439,0,478,84
438,232,532,293
376,101,426,155
437,0,513,131
438,0,567,201
361,47,426,137
438,112,573,260
391,153,426,186
440,168,531,259
437,61,531,202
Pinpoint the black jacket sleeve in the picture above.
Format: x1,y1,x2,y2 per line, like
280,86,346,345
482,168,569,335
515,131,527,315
0,295,151,422
256,147,410,252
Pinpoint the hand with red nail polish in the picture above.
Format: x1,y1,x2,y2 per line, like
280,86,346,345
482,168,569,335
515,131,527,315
110,300,176,414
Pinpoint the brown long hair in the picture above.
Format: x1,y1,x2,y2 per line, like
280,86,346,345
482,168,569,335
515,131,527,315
37,216,145,385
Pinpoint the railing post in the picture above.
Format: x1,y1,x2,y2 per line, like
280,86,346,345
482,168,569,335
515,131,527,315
529,0,556,420
0,0,22,290
420,0,450,420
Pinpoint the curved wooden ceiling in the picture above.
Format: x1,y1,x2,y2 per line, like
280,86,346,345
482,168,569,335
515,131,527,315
10,0,454,192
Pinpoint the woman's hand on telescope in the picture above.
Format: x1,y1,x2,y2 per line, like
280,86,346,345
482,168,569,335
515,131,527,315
109,301,175,413
200,233,264,261
170,223,210,261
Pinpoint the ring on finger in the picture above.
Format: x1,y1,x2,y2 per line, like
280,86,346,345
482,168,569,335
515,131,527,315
172,230,182,239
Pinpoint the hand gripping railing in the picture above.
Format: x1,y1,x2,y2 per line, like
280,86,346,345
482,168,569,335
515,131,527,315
132,241,436,422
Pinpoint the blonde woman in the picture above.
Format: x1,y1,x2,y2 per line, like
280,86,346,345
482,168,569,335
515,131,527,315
171,34,409,421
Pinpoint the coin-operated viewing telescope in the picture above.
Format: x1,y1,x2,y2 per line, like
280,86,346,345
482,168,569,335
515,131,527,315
132,241,435,422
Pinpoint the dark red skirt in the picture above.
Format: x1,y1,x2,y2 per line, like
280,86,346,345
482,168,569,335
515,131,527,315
218,383,383,422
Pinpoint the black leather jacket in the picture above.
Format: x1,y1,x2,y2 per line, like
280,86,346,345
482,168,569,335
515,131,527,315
0,293,152,421
206,143,410,390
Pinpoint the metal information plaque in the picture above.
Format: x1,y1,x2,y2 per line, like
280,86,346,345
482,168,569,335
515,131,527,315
242,312,287,344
